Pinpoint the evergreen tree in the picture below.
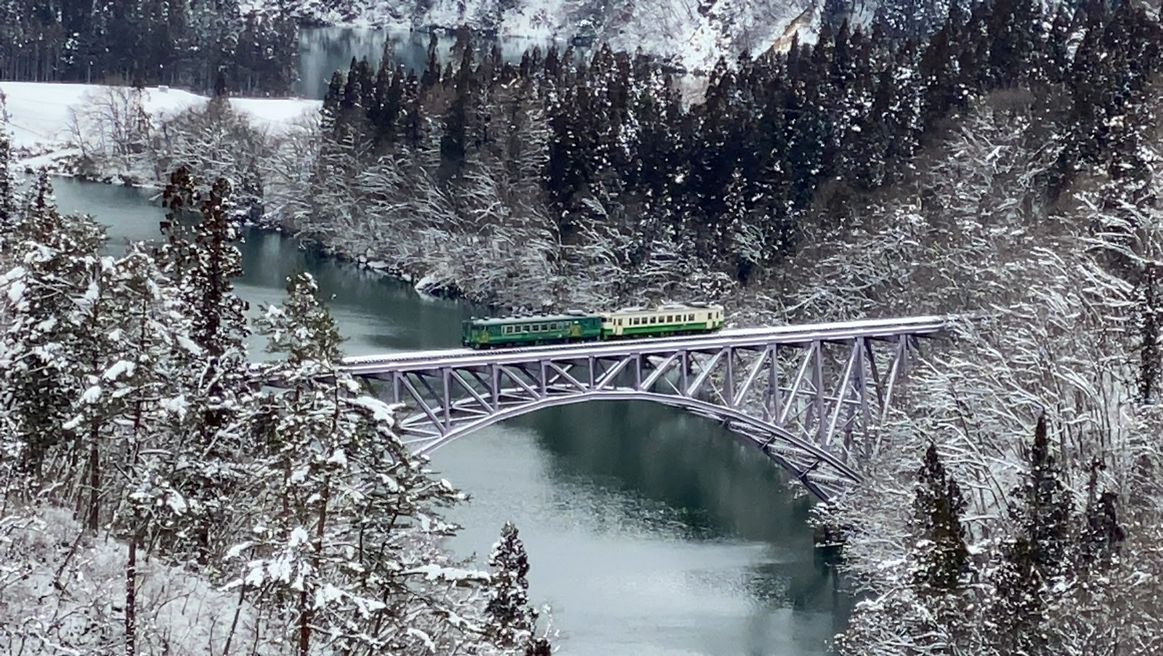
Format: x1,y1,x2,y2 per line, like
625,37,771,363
991,415,1075,654
485,522,551,655
156,167,252,564
1014,414,1074,577
1140,265,1160,405
0,130,13,227
99,243,191,654
1078,460,1125,571
910,442,970,593
0,173,105,482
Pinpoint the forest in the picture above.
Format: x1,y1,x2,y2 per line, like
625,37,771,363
215,0,1153,311
0,0,299,94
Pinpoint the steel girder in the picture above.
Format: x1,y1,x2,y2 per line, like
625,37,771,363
341,316,950,500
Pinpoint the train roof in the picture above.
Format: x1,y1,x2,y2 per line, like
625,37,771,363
610,303,724,314
466,312,602,326
466,303,723,326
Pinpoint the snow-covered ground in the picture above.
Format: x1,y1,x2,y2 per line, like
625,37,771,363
0,507,265,654
0,81,320,163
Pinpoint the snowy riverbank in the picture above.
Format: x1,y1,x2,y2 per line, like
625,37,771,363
0,81,320,175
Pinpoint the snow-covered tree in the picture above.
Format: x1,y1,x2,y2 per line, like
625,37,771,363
230,272,488,655
0,172,105,485
0,128,13,227
484,522,551,655
910,442,970,593
155,168,253,565
989,416,1075,654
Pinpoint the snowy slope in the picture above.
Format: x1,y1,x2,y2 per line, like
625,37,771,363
0,82,320,153
0,508,266,655
600,0,821,70
250,0,823,71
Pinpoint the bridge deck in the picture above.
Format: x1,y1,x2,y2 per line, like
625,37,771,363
341,314,952,374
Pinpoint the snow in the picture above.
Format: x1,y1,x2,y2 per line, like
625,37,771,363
350,394,400,426
159,394,189,418
0,81,321,158
80,385,102,404
0,507,267,655
404,563,488,583
327,447,348,467
103,360,137,381
251,0,819,72
4,269,26,306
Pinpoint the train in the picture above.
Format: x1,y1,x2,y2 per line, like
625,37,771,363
461,303,726,349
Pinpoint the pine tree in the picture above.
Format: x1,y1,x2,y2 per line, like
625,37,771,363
991,415,1075,654
156,167,252,564
1140,264,1160,404
1078,460,1125,571
0,172,105,483
485,522,551,656
910,442,970,593
1015,414,1074,577
99,243,191,655
0,129,13,227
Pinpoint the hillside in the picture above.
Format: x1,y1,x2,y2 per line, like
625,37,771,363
251,0,825,70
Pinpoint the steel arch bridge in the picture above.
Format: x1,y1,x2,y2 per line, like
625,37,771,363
342,315,953,500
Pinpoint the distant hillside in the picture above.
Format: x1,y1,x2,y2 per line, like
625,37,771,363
248,0,827,71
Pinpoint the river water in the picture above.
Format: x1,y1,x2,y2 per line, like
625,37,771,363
50,123,844,655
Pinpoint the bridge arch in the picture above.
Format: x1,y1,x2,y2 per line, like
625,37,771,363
403,390,862,500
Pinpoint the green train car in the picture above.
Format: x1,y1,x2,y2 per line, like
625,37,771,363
461,303,725,349
461,314,604,348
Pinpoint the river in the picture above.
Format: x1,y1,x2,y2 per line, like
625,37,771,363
51,157,844,654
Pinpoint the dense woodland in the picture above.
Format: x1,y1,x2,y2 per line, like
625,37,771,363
0,0,299,94
226,0,1157,308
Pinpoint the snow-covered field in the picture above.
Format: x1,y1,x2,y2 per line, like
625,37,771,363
0,507,265,654
0,81,320,163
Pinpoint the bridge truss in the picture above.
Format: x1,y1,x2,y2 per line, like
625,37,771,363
343,316,952,499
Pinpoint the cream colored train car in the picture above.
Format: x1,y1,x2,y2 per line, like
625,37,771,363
601,303,725,338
